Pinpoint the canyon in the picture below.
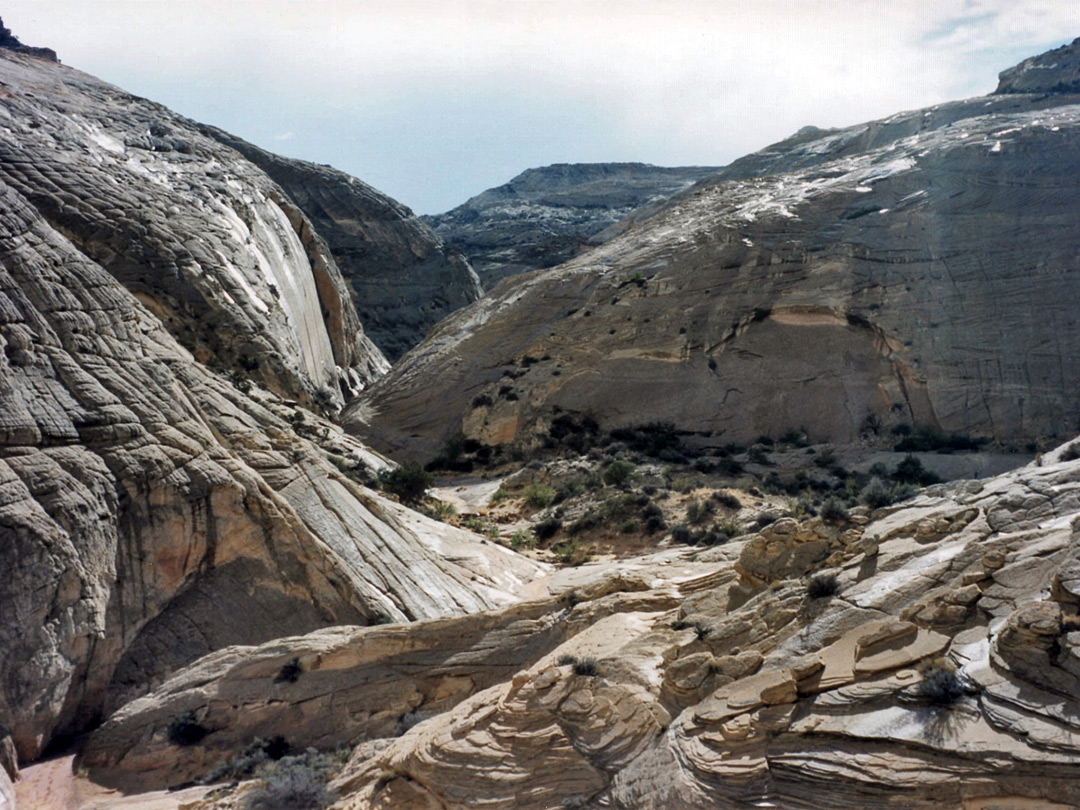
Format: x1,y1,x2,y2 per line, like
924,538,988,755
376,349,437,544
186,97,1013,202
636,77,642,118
2,23,1080,810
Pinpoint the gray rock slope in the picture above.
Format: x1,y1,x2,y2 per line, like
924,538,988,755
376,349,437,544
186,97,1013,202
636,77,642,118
423,163,720,287
205,129,482,361
353,43,1080,463
0,48,542,770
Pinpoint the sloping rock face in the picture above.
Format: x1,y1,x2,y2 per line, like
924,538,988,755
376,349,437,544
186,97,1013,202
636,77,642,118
92,443,1080,809
422,163,720,288
354,65,1080,462
0,49,542,767
205,130,482,361
996,36,1080,94
0,51,386,410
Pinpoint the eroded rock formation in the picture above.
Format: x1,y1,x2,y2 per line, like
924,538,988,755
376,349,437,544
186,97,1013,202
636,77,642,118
205,129,482,361
84,442,1080,809
353,72,1080,462
423,163,720,288
0,50,386,410
0,48,542,769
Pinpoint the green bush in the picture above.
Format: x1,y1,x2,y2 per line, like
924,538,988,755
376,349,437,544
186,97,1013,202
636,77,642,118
860,478,917,509
602,459,637,487
819,497,849,524
894,426,984,454
203,736,290,783
1063,444,1080,462
378,464,433,504
523,483,556,508
892,454,941,485
509,529,536,551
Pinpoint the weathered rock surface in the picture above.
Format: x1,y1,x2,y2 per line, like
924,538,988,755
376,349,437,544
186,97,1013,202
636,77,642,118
354,52,1080,463
0,49,543,769
101,442,1080,809
205,129,482,361
0,50,386,410
996,36,1080,95
422,163,719,287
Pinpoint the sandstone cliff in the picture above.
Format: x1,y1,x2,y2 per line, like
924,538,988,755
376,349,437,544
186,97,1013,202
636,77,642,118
79,441,1080,809
0,49,386,410
353,59,1080,462
423,163,720,287
205,130,482,361
0,48,542,771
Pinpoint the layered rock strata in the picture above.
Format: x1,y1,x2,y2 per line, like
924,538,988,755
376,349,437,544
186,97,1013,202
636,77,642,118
0,50,386,410
87,442,1080,809
423,163,720,287
354,69,1080,461
0,49,542,769
205,129,482,361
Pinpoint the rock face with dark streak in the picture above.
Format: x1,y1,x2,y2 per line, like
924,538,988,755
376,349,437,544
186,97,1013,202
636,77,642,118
0,50,387,411
0,49,542,767
205,128,482,361
422,163,720,288
353,78,1080,463
995,36,1080,95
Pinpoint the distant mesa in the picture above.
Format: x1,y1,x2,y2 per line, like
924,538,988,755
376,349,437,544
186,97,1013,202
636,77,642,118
995,35,1080,95
0,17,57,62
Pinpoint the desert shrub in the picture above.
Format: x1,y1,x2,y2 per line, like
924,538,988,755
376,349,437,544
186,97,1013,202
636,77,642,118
860,478,917,509
694,526,730,546
509,529,536,551
712,491,742,510
368,611,393,626
471,393,493,408
693,621,711,640
557,654,578,666
686,498,713,525
609,422,682,457
892,454,941,485
204,736,290,783
377,464,433,504
747,447,771,465
644,514,667,534
552,538,589,565
819,497,849,524
523,483,556,508
620,519,639,534
602,459,637,487
275,658,302,684
894,426,984,453
671,524,693,544
1062,444,1080,462
572,658,599,676
779,428,809,447
568,512,599,535
419,499,456,522
755,512,779,529
533,517,562,541
917,658,964,706
813,447,837,468
715,518,742,538
167,710,208,747
244,750,337,810
807,572,840,600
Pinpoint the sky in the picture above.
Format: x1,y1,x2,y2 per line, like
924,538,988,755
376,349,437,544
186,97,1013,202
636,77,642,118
4,1,1079,214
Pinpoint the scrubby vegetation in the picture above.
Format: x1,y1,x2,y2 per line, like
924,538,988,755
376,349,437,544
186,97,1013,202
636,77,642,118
167,710,209,747
378,463,433,504
244,750,340,810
